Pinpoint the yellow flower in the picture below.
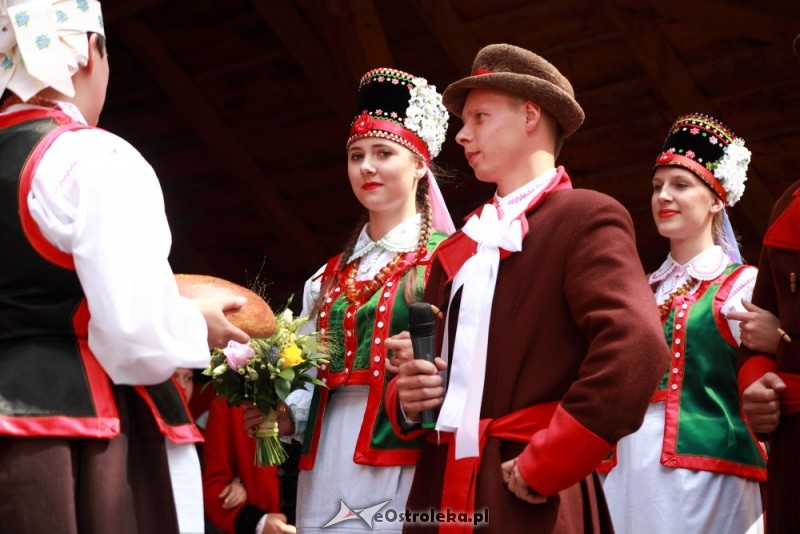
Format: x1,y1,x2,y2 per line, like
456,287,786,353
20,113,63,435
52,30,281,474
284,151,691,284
280,343,304,368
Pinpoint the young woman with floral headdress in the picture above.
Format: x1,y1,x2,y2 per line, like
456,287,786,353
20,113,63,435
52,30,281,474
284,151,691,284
602,114,772,534
245,69,453,533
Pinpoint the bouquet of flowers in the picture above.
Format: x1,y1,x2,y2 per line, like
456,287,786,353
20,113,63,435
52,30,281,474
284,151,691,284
203,304,328,466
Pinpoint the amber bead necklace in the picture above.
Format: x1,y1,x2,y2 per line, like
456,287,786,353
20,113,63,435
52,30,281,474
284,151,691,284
658,276,698,321
343,252,405,305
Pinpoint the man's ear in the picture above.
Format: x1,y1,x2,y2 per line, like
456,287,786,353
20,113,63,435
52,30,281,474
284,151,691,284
523,101,542,133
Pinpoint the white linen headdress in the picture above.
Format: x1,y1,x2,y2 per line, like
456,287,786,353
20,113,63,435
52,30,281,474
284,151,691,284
0,0,104,101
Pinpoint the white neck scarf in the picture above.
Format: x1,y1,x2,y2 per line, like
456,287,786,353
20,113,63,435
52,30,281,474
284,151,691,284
435,169,558,458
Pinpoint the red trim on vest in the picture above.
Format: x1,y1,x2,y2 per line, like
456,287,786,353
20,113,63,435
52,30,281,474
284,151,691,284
17,117,89,270
73,299,119,429
301,250,431,468
354,258,417,466
0,299,120,438
384,375,426,442
656,152,727,203
0,108,72,128
516,405,611,497
659,278,767,481
299,254,344,470
737,356,778,397
134,383,204,444
0,413,120,438
713,265,752,348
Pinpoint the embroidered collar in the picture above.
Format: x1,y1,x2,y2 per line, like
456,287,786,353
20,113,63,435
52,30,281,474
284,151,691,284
492,167,557,221
348,213,420,263
649,245,730,285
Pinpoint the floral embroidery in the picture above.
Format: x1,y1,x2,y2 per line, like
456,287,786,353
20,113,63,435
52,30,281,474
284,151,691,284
14,11,30,27
98,14,104,29
709,136,718,145
77,0,90,13
685,150,695,159
690,127,700,135
56,10,68,23
35,34,51,50
1,54,12,71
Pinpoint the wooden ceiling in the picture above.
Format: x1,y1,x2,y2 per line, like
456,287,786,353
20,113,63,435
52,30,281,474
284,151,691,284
100,0,800,307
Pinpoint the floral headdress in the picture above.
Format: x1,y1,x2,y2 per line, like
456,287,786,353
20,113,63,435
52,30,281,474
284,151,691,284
347,68,449,163
0,0,105,101
654,113,750,207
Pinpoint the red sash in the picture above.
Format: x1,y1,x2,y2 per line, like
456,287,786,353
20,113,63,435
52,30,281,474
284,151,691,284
431,400,560,533
777,373,800,415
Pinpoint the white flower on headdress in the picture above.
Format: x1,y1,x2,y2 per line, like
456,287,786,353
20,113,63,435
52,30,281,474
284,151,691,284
404,77,449,158
713,138,750,206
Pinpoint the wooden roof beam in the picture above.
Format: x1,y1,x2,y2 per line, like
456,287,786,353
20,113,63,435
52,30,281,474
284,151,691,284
250,0,352,123
113,15,328,271
342,1,395,70
601,1,774,234
409,0,482,73
612,0,799,47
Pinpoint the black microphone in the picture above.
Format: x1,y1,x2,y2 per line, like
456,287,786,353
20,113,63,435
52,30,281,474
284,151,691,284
408,302,438,429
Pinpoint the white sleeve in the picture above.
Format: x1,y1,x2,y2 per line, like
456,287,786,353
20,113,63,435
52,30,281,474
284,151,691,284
28,129,210,385
720,266,758,346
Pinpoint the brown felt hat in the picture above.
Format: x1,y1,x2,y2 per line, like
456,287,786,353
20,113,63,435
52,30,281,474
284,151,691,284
442,43,585,137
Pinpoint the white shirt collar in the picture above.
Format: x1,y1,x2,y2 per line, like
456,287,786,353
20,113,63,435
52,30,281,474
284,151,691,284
348,213,421,263
649,245,730,284
492,167,557,222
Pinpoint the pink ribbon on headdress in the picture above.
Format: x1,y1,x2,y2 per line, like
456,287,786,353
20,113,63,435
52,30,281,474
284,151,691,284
427,169,455,235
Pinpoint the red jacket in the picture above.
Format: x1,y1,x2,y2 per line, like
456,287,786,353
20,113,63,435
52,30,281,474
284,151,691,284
203,397,281,533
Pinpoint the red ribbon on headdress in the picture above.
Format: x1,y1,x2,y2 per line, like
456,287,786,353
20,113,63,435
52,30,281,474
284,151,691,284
348,116,430,163
655,151,727,204
472,69,495,76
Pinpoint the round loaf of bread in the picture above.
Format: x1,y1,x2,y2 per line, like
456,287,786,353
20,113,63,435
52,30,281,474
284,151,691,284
175,274,277,338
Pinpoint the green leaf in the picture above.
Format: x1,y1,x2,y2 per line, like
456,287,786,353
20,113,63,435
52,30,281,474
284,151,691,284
308,377,329,388
278,368,295,381
275,378,290,400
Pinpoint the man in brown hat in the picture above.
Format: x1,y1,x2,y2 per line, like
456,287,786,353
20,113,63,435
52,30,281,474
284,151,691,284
738,34,800,534
387,43,669,531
